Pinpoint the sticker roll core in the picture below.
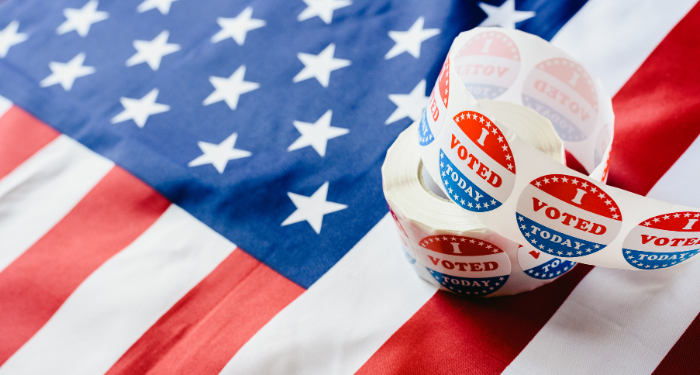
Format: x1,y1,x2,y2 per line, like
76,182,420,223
383,103,576,297
420,27,700,271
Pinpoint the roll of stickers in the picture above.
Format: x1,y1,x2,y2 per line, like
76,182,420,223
384,101,577,297
420,27,700,271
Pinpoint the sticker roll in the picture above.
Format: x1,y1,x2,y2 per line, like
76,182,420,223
384,102,577,297
421,27,700,271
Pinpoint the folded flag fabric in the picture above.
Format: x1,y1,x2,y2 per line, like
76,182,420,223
0,0,699,374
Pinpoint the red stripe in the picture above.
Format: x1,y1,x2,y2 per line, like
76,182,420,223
105,249,304,375
653,312,700,375
608,3,700,195
356,265,592,375
0,106,59,179
0,166,169,365
564,150,588,175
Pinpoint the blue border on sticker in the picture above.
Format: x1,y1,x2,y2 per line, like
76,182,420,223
623,248,700,270
522,95,586,142
516,214,605,257
465,84,507,100
401,244,416,264
439,150,502,212
427,268,507,297
524,258,576,280
418,109,434,146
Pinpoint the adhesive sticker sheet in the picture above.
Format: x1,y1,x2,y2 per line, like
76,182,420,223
384,121,577,297
420,28,700,271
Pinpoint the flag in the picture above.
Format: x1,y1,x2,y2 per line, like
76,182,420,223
0,0,699,373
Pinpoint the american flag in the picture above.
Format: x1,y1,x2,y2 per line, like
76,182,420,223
0,0,698,373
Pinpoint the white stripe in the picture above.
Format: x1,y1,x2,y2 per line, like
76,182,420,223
220,214,437,375
0,135,113,272
0,204,236,375
502,260,700,375
0,95,11,118
647,133,700,208
551,0,698,96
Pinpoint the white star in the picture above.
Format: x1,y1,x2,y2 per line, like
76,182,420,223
293,43,351,87
281,182,347,234
56,0,109,37
385,17,439,60
111,88,170,128
40,53,95,91
126,30,180,71
0,21,28,58
188,132,251,174
385,79,428,124
211,7,265,46
137,0,177,14
288,110,349,157
297,0,351,24
203,65,259,110
478,0,535,29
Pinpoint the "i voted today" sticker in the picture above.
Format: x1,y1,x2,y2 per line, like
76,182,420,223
622,211,700,270
419,55,451,146
417,235,510,297
516,174,622,258
453,30,521,100
439,111,516,212
522,58,598,142
389,208,416,264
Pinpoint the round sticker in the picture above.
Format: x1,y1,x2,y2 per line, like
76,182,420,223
622,211,700,270
517,245,576,280
417,235,510,296
453,30,521,100
439,111,516,212
389,208,416,264
522,58,598,142
419,55,451,146
516,174,622,258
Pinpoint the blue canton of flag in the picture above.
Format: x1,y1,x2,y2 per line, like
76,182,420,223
0,0,587,288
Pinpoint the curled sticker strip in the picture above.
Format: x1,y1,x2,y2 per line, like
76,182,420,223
420,28,698,270
384,108,576,297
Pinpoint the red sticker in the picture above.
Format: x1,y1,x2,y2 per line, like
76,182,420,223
438,111,516,212
438,55,450,108
454,30,521,100
422,55,451,146
516,174,622,258
530,174,620,220
522,58,598,141
623,211,700,270
389,208,416,264
417,235,511,297
389,208,409,239
452,111,515,173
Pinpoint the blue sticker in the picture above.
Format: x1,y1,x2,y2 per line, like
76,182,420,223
624,249,699,270
465,84,507,100
623,249,699,270
517,214,605,258
418,109,434,146
523,257,576,280
439,150,501,212
522,95,586,142
427,268,507,297
401,244,416,264
622,211,700,270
